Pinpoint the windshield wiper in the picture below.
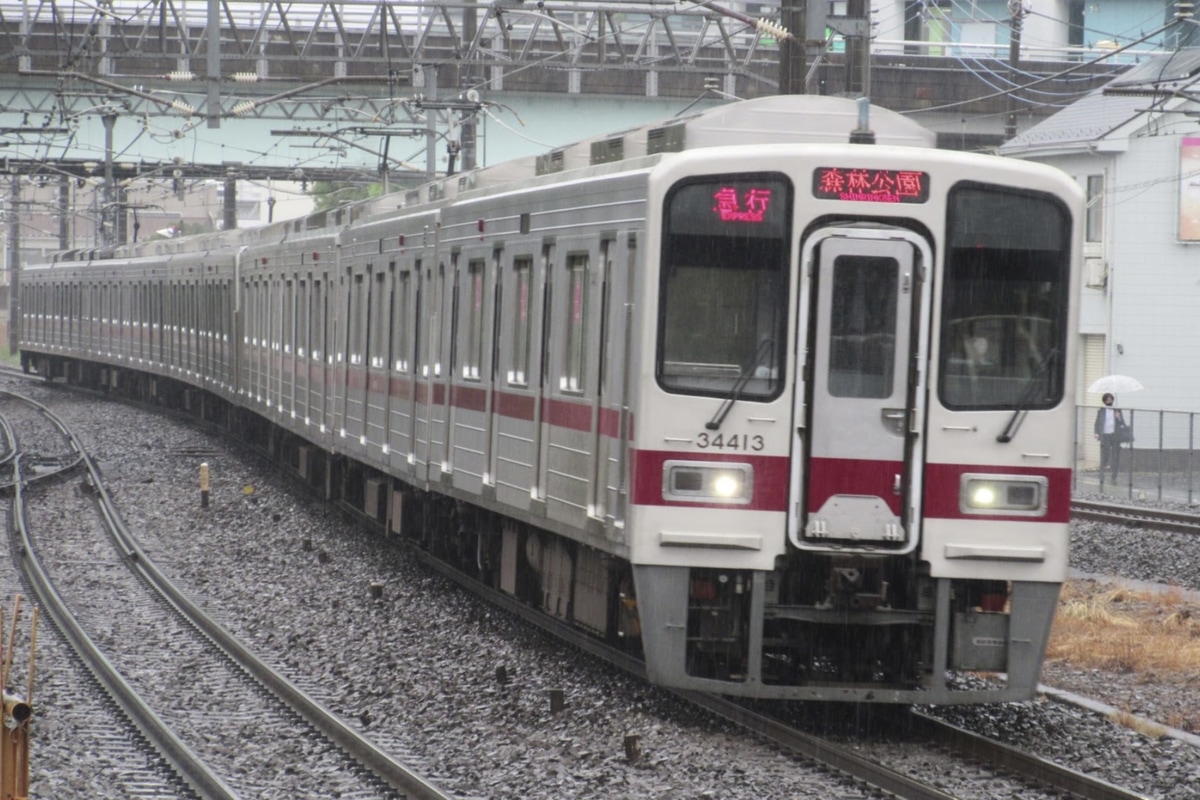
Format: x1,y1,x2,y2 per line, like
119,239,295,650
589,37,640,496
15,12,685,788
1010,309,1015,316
706,337,775,431
996,348,1059,443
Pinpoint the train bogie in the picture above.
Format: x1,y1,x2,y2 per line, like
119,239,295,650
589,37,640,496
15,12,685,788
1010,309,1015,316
18,95,1083,705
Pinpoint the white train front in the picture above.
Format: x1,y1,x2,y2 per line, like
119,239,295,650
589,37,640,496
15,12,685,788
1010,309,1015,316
19,95,1083,704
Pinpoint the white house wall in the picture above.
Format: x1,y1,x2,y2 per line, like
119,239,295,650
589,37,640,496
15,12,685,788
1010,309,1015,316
1106,134,1200,414
1041,152,1113,336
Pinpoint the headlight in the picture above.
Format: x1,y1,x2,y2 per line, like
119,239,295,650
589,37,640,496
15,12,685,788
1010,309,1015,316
663,461,753,504
960,473,1048,516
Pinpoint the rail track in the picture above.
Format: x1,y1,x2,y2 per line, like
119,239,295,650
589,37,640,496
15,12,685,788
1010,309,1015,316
1071,498,1200,534
1,389,455,800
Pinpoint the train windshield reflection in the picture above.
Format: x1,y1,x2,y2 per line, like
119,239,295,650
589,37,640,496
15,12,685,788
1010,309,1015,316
939,184,1071,410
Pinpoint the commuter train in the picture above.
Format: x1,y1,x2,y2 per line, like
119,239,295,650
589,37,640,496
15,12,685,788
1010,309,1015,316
17,95,1082,704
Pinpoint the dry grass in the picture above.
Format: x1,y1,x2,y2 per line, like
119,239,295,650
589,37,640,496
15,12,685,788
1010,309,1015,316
1047,580,1200,675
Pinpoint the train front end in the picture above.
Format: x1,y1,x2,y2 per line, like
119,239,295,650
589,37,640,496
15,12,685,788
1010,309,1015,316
627,139,1081,704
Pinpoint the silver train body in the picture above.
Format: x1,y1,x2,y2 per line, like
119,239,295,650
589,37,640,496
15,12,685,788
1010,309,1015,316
19,96,1083,704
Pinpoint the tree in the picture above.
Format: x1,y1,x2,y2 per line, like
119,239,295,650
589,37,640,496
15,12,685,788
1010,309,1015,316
309,181,382,211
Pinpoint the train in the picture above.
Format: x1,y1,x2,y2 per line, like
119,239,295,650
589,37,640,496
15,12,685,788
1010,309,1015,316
16,95,1083,704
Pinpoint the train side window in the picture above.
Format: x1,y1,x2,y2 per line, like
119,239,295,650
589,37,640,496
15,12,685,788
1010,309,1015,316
939,184,1071,410
656,174,791,400
462,259,486,380
509,257,533,386
561,253,588,393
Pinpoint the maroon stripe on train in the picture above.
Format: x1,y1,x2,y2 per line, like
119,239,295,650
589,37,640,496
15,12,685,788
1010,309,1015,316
495,390,536,421
807,456,904,516
389,375,414,401
451,383,488,413
630,449,789,512
923,463,1072,523
598,407,622,439
542,397,593,433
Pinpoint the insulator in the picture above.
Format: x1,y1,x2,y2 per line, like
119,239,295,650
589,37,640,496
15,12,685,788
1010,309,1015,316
755,17,792,41
167,70,195,82
230,101,256,117
232,72,259,83
169,99,195,116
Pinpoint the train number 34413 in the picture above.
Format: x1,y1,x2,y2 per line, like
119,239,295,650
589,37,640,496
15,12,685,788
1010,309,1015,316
695,432,765,451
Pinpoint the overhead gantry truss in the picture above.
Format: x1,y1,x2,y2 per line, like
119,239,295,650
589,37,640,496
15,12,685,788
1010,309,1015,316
0,0,788,123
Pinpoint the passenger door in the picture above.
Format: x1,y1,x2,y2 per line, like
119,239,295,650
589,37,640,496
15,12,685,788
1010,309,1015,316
789,228,931,553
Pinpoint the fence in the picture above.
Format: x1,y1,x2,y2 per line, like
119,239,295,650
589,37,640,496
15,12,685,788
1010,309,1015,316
1074,405,1200,505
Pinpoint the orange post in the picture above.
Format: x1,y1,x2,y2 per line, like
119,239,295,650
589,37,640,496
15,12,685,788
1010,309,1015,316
200,462,211,508
0,598,33,800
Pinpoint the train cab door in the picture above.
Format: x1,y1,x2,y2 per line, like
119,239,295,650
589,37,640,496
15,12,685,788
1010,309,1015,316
788,227,932,553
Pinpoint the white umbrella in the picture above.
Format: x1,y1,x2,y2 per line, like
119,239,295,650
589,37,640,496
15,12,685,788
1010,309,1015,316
1088,374,1144,394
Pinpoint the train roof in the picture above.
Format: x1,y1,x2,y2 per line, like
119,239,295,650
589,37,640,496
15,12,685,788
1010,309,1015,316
405,95,937,206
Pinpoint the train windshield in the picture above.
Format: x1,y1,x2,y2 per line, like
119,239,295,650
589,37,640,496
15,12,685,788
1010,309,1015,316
939,184,1072,410
656,174,792,400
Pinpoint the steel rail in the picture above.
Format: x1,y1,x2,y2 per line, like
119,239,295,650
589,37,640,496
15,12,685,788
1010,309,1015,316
910,711,1153,800
78,447,457,800
8,390,455,800
6,403,241,800
1072,499,1200,534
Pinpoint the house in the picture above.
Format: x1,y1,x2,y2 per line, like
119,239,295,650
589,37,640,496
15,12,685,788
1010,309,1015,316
998,48,1200,477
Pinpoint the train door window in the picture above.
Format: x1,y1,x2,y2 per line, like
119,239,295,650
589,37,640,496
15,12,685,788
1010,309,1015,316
297,280,309,359
47,284,56,344
939,184,1071,410
350,273,366,366
509,257,533,386
284,279,295,356
426,264,445,377
828,256,898,398
256,281,266,350
393,270,412,372
656,174,791,399
275,278,285,355
463,259,486,380
312,279,324,364
68,284,77,348
189,283,198,368
370,271,388,368
561,253,588,393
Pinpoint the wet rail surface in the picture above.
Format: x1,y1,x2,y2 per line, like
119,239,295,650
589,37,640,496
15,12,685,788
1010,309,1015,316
1,389,455,800
1072,499,1200,534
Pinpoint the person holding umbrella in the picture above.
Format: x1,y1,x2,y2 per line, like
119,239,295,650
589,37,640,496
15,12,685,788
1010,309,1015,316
1093,392,1127,481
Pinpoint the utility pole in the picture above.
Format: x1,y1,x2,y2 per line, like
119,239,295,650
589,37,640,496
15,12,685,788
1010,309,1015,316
778,0,807,94
57,176,71,251
1006,0,1026,139
102,113,116,246
844,0,870,97
223,173,238,231
8,178,19,356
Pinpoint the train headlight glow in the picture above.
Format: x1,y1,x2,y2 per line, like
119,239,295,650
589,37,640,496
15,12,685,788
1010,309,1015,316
960,473,1048,516
663,461,753,504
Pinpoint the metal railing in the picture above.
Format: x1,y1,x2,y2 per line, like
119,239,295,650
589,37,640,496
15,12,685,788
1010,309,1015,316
1074,405,1200,504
